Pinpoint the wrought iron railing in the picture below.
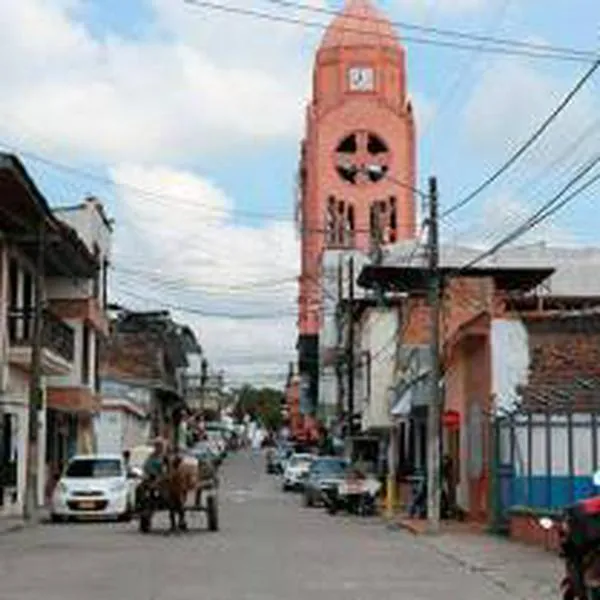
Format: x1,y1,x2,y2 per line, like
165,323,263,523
8,309,75,363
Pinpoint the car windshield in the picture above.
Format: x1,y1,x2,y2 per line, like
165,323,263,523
311,458,347,476
65,458,123,478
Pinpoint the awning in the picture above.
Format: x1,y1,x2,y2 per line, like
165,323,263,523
390,371,436,418
391,386,413,417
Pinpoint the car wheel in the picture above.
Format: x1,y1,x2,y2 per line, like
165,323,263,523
118,503,133,523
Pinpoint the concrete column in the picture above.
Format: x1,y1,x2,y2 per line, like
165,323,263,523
386,425,398,517
37,378,46,506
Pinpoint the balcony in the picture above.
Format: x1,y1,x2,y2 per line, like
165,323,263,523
8,309,75,375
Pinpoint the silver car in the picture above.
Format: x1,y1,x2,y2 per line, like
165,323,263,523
302,457,349,507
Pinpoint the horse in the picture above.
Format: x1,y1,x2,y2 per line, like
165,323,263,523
161,451,218,532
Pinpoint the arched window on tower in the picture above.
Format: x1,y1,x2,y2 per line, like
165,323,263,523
346,204,355,246
389,196,397,243
337,200,345,245
325,197,354,248
326,196,336,244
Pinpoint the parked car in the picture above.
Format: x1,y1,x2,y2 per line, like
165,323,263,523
303,456,349,507
282,453,314,492
50,454,137,522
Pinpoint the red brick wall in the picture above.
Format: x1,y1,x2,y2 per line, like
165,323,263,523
509,513,561,552
519,314,600,411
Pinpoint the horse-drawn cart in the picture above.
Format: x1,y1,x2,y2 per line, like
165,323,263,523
130,445,219,534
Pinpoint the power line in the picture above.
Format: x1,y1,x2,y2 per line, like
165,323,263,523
459,155,600,270
264,0,595,62
440,56,600,220
0,143,292,222
443,115,600,247
183,0,596,64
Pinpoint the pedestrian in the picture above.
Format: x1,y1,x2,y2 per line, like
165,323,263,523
122,449,131,474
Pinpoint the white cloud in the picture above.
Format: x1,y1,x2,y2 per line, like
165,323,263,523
109,164,300,382
462,58,599,165
392,0,487,17
0,0,313,164
447,191,578,249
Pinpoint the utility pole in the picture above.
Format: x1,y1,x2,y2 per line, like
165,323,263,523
346,255,355,437
335,256,344,421
426,176,442,534
24,220,45,524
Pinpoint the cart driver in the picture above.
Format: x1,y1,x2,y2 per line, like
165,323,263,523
143,438,167,479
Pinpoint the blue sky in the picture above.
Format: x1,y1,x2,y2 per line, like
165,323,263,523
1,0,599,386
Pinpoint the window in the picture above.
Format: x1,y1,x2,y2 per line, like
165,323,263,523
8,259,18,343
65,458,123,478
389,196,397,242
102,259,109,308
334,131,389,185
22,271,33,340
325,197,355,247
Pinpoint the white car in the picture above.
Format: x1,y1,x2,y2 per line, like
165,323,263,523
51,454,137,522
282,453,314,491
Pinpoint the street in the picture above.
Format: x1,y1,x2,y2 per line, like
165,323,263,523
0,452,559,600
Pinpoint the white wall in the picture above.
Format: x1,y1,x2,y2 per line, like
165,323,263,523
360,307,398,430
52,199,112,306
96,407,150,455
96,410,122,454
490,319,530,414
45,277,94,300
54,200,112,260
0,368,46,514
319,366,337,412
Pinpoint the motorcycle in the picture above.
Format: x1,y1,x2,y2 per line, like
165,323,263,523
538,470,600,599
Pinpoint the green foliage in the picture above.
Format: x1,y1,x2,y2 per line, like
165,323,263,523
233,384,285,430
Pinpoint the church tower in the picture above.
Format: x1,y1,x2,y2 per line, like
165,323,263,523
297,0,416,414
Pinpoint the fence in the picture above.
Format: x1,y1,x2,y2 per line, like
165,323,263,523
491,410,600,530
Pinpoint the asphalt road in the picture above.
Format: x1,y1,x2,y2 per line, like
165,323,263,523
0,451,533,600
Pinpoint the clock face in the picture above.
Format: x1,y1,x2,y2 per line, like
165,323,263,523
348,66,374,91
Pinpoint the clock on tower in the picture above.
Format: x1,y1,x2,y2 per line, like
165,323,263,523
347,66,374,91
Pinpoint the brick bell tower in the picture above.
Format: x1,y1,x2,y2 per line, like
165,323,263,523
296,0,417,415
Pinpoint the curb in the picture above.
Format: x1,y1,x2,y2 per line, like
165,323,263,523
0,520,25,535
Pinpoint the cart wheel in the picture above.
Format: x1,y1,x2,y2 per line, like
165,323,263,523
207,496,219,532
139,512,152,533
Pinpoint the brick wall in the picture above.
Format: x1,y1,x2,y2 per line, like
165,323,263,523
519,313,600,411
509,512,561,552
100,333,162,381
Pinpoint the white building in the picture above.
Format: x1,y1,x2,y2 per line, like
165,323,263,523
0,155,112,517
96,379,151,454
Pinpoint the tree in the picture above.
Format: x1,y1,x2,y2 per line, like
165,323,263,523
233,385,285,431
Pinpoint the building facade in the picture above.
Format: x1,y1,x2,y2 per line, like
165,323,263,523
358,241,600,521
0,154,111,515
98,310,189,452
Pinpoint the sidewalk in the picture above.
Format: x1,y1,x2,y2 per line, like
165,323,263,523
0,508,49,535
391,518,562,599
